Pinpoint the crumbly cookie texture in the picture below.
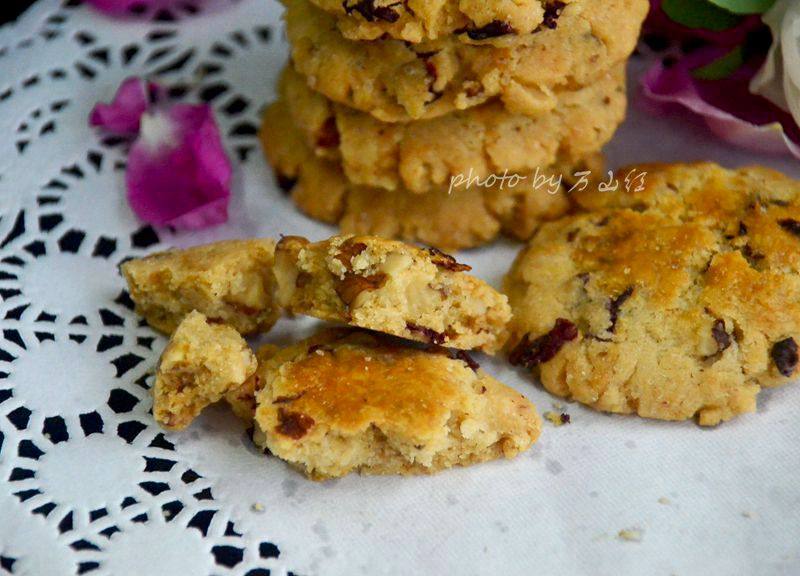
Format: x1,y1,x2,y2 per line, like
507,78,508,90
504,163,800,426
252,328,541,480
286,0,646,121
122,239,280,335
280,64,626,193
306,0,571,43
225,344,280,422
259,100,603,250
273,235,512,353
153,311,258,431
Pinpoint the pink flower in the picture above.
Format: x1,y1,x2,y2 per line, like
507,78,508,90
643,50,800,159
90,78,232,229
642,0,800,160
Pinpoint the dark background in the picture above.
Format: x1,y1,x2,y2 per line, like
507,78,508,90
4,1,39,24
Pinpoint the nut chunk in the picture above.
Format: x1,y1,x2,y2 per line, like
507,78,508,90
273,235,511,353
122,239,280,335
253,329,541,480
154,311,257,430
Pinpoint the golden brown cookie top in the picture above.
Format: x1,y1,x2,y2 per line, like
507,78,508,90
505,163,800,425
254,328,540,457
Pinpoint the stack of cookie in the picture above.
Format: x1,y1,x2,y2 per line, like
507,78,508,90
260,0,649,250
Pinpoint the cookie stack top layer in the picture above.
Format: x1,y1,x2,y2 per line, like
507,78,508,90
261,0,649,250
286,0,648,121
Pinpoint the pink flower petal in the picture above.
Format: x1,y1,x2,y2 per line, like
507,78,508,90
89,77,160,136
643,48,800,160
126,104,232,229
85,0,187,16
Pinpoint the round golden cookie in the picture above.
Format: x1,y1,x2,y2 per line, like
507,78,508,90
250,328,541,480
286,0,647,121
305,0,573,43
280,64,626,193
259,99,604,251
503,162,800,426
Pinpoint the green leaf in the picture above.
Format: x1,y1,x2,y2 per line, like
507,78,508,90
706,0,777,15
662,0,742,31
691,46,745,80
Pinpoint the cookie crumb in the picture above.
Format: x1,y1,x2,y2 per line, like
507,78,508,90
658,497,670,505
618,528,643,542
544,411,571,426
252,502,265,513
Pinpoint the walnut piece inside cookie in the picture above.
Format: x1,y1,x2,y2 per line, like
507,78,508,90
122,239,280,336
273,235,512,353
153,311,257,431
251,328,541,480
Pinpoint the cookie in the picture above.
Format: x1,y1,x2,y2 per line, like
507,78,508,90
273,234,512,353
286,0,646,121
260,100,604,250
280,64,626,193
250,328,541,480
153,311,257,431
306,0,572,43
122,239,281,336
503,163,800,426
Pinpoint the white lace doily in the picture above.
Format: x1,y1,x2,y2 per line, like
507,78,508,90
1,2,799,575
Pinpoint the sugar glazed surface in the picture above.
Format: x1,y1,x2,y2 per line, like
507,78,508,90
251,329,541,480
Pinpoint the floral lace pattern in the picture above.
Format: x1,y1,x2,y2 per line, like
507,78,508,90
1,2,799,575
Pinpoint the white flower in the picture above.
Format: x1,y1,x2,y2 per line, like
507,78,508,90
750,0,800,127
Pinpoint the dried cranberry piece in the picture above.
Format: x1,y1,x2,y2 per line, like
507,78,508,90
461,20,516,41
542,1,566,29
316,117,340,149
778,218,800,238
607,287,633,333
342,0,400,23
711,319,731,354
275,408,315,439
772,338,798,377
275,173,297,193
406,322,446,345
509,318,578,368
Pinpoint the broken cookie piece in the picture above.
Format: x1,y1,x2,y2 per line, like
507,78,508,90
122,239,280,335
153,311,257,431
273,235,511,353
251,328,540,480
